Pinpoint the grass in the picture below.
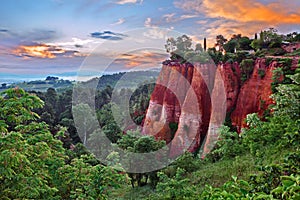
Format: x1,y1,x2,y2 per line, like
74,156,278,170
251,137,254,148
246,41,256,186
109,184,156,200
191,154,257,189
108,144,295,199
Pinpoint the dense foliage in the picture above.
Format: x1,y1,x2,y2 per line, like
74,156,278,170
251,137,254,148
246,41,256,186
0,88,123,199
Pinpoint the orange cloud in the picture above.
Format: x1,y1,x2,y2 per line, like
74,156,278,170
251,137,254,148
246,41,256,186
13,44,58,58
204,20,267,46
175,0,300,47
12,43,84,59
176,0,300,24
114,50,168,68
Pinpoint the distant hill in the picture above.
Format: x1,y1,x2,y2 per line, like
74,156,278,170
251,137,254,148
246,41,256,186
1,69,161,92
80,69,160,90
0,76,74,92
0,76,75,92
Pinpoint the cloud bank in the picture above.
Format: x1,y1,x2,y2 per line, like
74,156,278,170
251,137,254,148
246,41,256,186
12,43,84,59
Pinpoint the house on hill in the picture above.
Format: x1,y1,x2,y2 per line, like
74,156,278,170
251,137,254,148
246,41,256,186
281,42,300,53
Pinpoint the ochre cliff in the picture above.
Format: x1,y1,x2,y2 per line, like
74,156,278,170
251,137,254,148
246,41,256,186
142,57,299,156
202,63,239,156
142,61,215,157
231,59,275,131
231,57,298,131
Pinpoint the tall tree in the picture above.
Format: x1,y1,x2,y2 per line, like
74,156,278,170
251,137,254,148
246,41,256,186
0,88,123,199
215,35,227,52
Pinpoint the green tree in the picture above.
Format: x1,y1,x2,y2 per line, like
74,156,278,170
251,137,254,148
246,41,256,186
117,130,165,188
195,43,203,52
0,88,44,132
72,103,98,145
250,38,263,51
176,34,192,51
0,88,65,199
251,28,283,51
215,35,228,52
271,69,300,120
0,88,123,199
224,39,238,53
165,37,177,53
165,35,193,61
239,36,252,50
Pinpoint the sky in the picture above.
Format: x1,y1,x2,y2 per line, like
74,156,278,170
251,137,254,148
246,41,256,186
1,0,300,82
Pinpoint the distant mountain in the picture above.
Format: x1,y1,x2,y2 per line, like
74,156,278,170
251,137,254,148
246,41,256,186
1,70,161,92
0,76,74,92
82,70,160,90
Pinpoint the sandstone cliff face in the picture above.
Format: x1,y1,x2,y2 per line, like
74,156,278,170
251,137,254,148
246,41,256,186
202,63,238,156
142,57,298,156
142,61,215,157
231,57,299,131
231,59,275,131
169,64,212,157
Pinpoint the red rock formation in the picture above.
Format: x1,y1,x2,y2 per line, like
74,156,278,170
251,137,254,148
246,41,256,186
220,63,241,112
202,65,230,156
169,64,212,157
142,57,299,157
143,61,215,157
142,64,173,142
231,59,276,132
202,62,242,156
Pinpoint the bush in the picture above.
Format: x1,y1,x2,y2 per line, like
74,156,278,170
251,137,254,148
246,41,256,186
151,168,197,200
236,51,248,63
266,57,273,66
272,48,286,56
222,53,237,63
183,51,195,62
192,53,210,63
172,152,200,173
258,68,266,78
271,67,284,92
240,59,255,83
206,126,244,162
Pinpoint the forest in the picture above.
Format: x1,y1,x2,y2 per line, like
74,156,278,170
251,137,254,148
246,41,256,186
0,30,300,199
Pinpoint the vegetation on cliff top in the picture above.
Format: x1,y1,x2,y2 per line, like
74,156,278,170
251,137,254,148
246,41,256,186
164,29,300,67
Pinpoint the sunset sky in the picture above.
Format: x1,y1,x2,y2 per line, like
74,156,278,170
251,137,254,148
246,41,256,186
1,0,300,82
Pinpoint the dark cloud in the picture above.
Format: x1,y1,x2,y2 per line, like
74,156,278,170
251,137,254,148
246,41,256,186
75,44,83,48
26,29,58,41
90,30,127,40
0,29,58,44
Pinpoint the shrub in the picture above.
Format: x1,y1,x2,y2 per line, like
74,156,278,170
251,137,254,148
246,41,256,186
152,168,197,200
266,57,273,66
169,122,178,139
222,53,237,63
206,126,244,162
236,51,248,63
258,68,266,78
271,67,284,93
240,59,255,83
172,152,200,173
